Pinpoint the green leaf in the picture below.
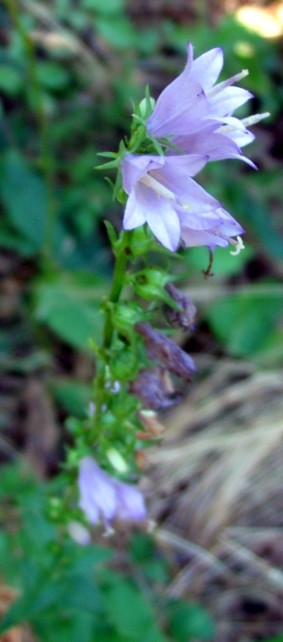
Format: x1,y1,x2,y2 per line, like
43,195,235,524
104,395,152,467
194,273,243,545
207,287,283,356
0,64,23,95
0,576,64,633
34,273,103,350
37,610,96,642
0,150,47,252
105,579,155,639
50,377,91,416
255,327,283,367
0,221,39,256
37,61,71,91
82,0,125,14
167,600,214,642
96,16,138,48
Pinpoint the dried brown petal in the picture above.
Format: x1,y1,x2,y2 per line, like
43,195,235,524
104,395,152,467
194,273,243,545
138,409,165,437
130,367,182,411
165,283,197,330
135,322,196,381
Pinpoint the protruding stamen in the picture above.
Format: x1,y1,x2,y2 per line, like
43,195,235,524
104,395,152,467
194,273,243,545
141,174,176,201
207,69,249,97
241,112,270,127
230,235,245,256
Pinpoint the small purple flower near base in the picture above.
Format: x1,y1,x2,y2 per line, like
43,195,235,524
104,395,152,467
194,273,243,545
78,456,146,531
122,153,244,252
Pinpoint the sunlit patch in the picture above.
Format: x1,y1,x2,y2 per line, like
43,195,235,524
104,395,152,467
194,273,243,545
236,3,283,38
234,41,255,58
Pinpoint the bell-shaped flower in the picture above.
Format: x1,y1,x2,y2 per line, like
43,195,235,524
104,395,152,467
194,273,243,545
146,43,267,165
78,456,146,531
122,153,244,252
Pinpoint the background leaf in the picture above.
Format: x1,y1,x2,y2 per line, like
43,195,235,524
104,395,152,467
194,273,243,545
0,150,47,253
34,273,104,350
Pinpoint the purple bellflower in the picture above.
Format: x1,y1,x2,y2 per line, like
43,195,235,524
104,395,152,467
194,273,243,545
122,153,244,252
146,43,268,165
78,456,147,531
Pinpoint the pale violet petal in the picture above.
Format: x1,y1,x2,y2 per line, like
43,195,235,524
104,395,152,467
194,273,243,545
152,153,209,178
115,481,147,522
123,181,180,251
181,228,229,249
178,205,244,235
144,191,181,251
208,86,253,116
177,208,225,232
172,129,243,159
122,154,164,194
155,163,220,212
216,117,256,147
123,188,147,230
78,457,117,525
181,207,244,249
190,47,224,90
147,82,208,138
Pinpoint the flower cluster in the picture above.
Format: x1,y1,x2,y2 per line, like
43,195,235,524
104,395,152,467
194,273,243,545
121,43,268,253
74,43,268,537
78,457,146,532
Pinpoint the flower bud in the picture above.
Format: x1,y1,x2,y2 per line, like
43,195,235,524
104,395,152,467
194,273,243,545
131,268,175,306
78,457,147,530
111,302,144,337
111,346,139,381
129,227,155,256
138,96,155,119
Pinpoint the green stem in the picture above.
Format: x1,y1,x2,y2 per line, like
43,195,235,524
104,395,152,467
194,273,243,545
92,230,132,438
5,0,56,264
103,230,132,350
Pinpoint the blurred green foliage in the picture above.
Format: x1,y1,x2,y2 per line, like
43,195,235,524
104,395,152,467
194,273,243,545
0,462,215,641
0,1,283,638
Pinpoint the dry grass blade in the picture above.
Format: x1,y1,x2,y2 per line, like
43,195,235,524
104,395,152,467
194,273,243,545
147,359,283,641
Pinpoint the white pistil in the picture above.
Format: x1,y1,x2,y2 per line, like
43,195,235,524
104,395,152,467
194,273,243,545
207,69,249,97
141,173,193,211
241,112,270,127
230,235,245,256
141,173,177,201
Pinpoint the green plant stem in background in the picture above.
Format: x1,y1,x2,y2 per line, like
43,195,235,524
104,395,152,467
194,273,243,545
5,0,56,263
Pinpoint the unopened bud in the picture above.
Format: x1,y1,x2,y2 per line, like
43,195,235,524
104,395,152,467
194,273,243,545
111,302,143,337
131,268,175,306
139,96,155,119
111,347,138,381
